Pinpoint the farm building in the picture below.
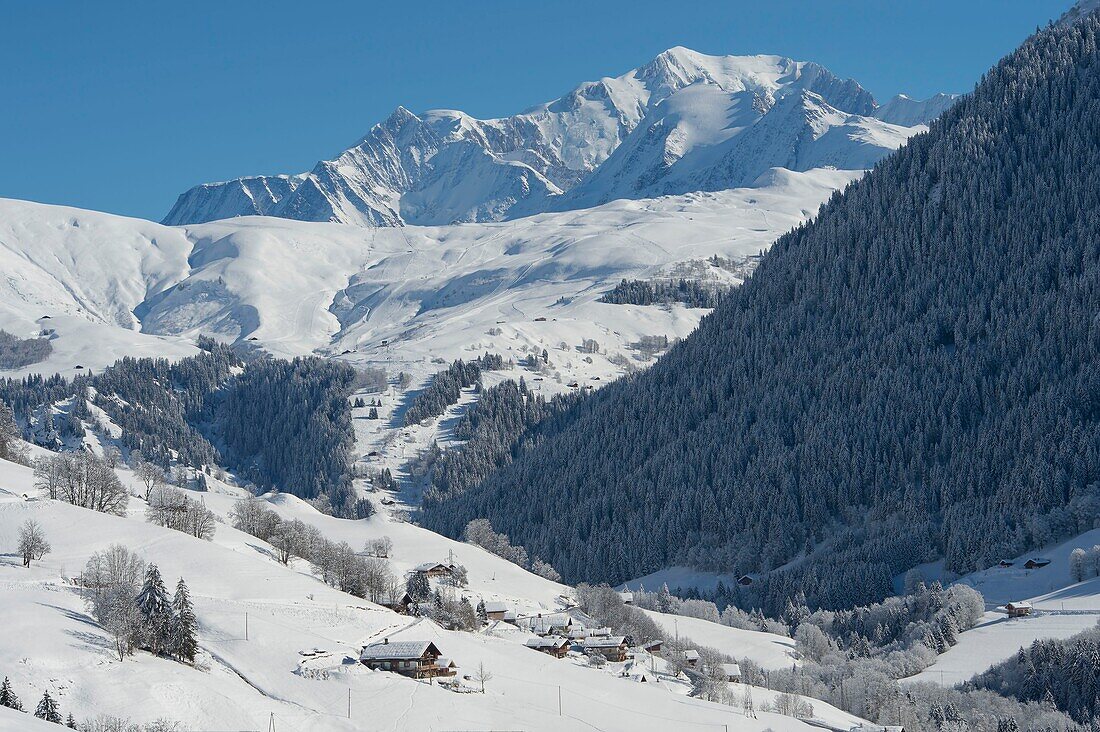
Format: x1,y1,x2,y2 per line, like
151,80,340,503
411,561,458,579
1024,558,1051,569
525,637,570,658
1005,601,1033,618
359,639,455,679
483,601,510,621
526,613,573,636
997,560,1014,568
583,636,629,662
721,663,742,682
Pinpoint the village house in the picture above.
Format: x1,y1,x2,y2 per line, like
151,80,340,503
997,560,1015,568
381,591,413,615
1005,601,1033,618
1024,558,1051,569
359,639,456,679
525,637,570,658
736,574,755,587
583,636,629,662
619,591,634,605
721,663,742,683
682,649,700,668
527,613,572,637
643,640,663,656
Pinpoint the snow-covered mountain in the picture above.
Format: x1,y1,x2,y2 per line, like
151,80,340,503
164,48,948,227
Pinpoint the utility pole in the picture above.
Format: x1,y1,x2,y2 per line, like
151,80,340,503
558,685,562,716
245,612,249,641
348,688,352,719
267,712,276,732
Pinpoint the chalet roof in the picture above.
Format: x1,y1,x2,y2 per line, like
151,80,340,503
721,663,742,677
583,636,627,649
435,657,456,669
1005,601,1033,609
360,640,438,661
413,561,453,572
527,614,572,633
683,649,700,660
526,637,569,649
483,601,509,613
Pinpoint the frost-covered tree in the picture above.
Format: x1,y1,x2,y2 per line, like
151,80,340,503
36,452,128,516
0,676,22,711
1070,548,1088,583
34,690,61,723
531,558,561,583
135,565,174,656
406,572,431,604
17,519,50,567
0,398,28,465
170,578,197,663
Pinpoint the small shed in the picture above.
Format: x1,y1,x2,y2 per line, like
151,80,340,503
997,560,1015,568
619,591,634,605
483,601,510,621
721,663,742,683
1005,601,1033,618
382,592,413,614
736,574,755,586
525,637,570,658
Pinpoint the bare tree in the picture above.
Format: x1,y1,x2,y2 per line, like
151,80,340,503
83,545,146,661
473,662,493,693
36,452,128,516
17,519,50,566
132,451,165,500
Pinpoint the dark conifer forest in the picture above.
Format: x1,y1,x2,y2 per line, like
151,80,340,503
422,16,1100,613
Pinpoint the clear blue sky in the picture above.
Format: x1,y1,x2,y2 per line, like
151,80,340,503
0,0,1073,220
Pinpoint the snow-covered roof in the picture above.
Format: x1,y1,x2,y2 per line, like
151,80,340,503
1005,601,1033,609
413,561,452,572
360,640,437,660
683,649,700,660
526,637,569,649
583,636,626,649
483,601,509,613
721,663,742,677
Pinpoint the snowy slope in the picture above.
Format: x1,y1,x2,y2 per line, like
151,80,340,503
0,455,869,731
0,168,854,386
164,48,944,227
639,608,798,671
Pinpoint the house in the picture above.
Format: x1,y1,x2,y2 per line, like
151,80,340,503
619,591,634,605
483,601,510,621
583,636,629,662
643,640,663,655
721,663,742,683
1024,558,1052,569
998,560,1015,568
736,574,755,586
359,639,455,679
412,561,456,579
525,637,570,658
382,592,413,614
682,649,700,668
1005,601,1033,618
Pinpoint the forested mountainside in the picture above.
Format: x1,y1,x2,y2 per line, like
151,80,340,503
423,13,1100,614
0,346,360,514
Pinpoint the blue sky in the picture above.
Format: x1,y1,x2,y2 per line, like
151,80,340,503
0,0,1072,220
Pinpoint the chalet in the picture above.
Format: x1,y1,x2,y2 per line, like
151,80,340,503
483,601,510,621
998,560,1015,568
1024,558,1052,569
583,636,629,662
1005,601,1033,618
736,574,755,587
411,561,456,579
359,639,455,679
643,640,663,655
682,649,700,668
526,613,572,637
381,592,413,614
619,591,634,605
721,663,742,683
525,637,570,658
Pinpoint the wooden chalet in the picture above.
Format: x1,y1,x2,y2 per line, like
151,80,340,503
643,639,663,655
525,637,570,658
359,639,455,679
583,636,629,662
1005,601,1033,618
736,574,755,586
721,663,742,683
382,592,413,614
997,560,1015,568
527,613,572,637
682,649,700,668
1024,558,1052,569
619,591,634,605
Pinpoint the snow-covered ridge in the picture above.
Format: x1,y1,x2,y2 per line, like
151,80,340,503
163,47,950,228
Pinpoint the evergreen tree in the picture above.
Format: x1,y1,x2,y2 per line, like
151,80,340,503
135,564,174,656
34,690,61,723
65,713,77,729
171,578,198,663
0,676,22,711
406,572,431,604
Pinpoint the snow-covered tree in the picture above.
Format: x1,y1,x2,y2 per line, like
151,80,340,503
65,713,77,729
1070,548,1087,583
34,690,61,723
406,572,431,603
136,564,174,656
17,519,50,567
35,452,128,516
171,578,197,663
0,676,22,711
530,558,561,582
